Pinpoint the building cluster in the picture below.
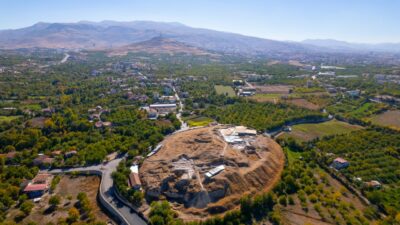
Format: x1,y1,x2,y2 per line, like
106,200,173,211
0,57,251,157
331,157,383,190
370,95,400,105
374,74,400,85
88,105,112,128
219,126,257,152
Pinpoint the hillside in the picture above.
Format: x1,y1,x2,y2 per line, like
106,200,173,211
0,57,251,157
0,21,309,56
107,36,214,56
140,125,284,220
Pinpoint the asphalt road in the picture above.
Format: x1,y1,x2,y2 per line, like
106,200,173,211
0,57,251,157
60,53,70,64
46,156,147,225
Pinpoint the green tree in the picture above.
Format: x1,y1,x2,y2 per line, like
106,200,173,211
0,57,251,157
49,195,61,209
240,195,253,222
20,200,34,215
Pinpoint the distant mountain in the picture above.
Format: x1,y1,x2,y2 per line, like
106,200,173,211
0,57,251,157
302,39,400,53
0,21,310,56
108,36,214,56
0,21,399,56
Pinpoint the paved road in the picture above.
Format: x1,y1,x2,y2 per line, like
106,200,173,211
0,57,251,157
173,86,188,131
46,156,147,225
60,53,70,64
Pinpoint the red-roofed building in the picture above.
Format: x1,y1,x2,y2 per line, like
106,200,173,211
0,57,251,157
23,183,49,198
23,173,52,198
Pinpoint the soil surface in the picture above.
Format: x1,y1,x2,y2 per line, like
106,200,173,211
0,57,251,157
140,125,285,221
6,175,112,224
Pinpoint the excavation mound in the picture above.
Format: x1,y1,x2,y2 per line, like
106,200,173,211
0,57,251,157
140,125,285,220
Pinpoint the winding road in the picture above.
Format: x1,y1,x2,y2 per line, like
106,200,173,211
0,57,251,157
45,156,147,225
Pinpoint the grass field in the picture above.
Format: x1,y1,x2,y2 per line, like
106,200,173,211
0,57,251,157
214,85,236,97
24,104,42,111
249,93,282,103
0,115,20,123
370,110,400,130
281,119,363,142
186,116,214,127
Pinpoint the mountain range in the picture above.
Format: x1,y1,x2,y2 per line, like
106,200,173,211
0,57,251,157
0,20,399,56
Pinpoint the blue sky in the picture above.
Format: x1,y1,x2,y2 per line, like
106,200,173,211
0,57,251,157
0,0,399,43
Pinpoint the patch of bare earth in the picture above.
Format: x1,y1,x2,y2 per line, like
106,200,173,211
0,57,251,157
6,176,112,224
140,125,285,221
285,98,320,110
26,116,47,128
371,110,400,130
252,85,293,94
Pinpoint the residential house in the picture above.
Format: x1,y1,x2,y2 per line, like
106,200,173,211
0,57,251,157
364,180,382,189
23,173,52,198
149,104,177,116
331,157,349,170
128,172,142,190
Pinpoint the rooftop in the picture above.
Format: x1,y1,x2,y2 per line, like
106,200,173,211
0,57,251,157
334,157,348,163
24,183,48,192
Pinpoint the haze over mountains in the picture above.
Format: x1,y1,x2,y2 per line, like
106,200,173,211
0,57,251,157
0,20,399,55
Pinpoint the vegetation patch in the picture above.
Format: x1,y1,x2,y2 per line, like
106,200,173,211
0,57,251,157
281,119,363,142
186,116,214,127
214,85,236,97
204,102,325,131
315,128,400,213
0,116,21,123
327,98,387,123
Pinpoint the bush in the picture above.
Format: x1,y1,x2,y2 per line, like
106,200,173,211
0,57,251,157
288,196,295,205
67,207,80,223
278,195,287,206
20,200,34,215
309,194,318,203
48,195,61,208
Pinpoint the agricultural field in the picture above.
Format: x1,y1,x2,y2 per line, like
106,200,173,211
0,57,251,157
280,120,363,142
284,98,320,110
0,115,21,123
315,129,400,213
253,84,293,94
203,102,325,131
370,110,400,130
276,148,375,225
327,99,387,122
214,85,236,97
249,93,282,103
185,116,214,127
250,92,330,108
